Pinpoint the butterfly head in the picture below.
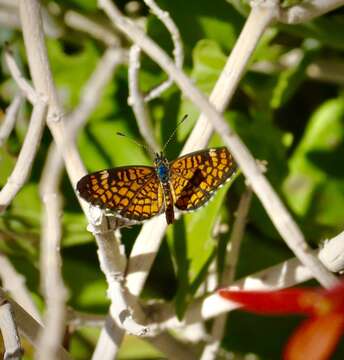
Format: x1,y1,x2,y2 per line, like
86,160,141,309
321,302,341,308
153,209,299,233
154,152,170,184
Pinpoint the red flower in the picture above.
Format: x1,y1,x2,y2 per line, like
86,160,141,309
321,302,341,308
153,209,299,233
219,280,344,360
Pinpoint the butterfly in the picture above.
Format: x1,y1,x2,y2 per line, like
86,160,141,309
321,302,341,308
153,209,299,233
77,147,237,225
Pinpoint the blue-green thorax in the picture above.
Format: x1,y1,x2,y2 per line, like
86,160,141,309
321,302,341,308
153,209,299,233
154,152,170,184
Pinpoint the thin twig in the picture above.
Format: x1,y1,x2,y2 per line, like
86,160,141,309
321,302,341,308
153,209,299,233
68,46,124,134
0,298,22,360
0,254,41,322
99,0,337,288
143,0,184,102
0,94,22,147
0,288,71,359
64,10,120,47
277,0,344,24
0,99,48,213
4,48,37,105
200,188,252,360
128,44,159,152
36,145,68,360
146,234,343,334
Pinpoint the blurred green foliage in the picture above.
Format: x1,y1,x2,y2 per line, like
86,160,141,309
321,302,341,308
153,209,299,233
0,0,344,358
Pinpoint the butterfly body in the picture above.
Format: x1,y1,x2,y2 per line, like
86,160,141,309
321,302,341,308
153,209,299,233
77,147,237,225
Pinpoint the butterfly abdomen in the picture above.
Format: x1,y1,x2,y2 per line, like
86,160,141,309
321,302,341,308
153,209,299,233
162,182,174,224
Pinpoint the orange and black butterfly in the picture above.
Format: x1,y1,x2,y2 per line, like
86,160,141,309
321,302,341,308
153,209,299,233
77,147,237,225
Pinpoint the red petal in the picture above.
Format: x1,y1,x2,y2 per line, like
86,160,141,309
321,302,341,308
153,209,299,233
218,288,316,315
323,279,344,311
284,313,344,360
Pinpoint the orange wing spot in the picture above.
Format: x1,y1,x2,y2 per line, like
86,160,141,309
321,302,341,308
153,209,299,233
97,188,105,195
221,159,228,165
127,190,134,198
207,175,213,184
186,158,192,169
130,182,140,191
191,194,198,203
101,195,107,203
92,185,99,191
144,198,151,204
108,201,114,207
91,178,98,185
206,167,212,174
111,186,118,192
143,205,150,213
118,187,128,196
151,203,158,212
117,181,124,187
212,169,218,177
120,197,129,206
102,181,109,190
137,199,144,205
114,195,120,204
105,190,112,199
200,182,207,190
218,170,223,178
218,164,225,170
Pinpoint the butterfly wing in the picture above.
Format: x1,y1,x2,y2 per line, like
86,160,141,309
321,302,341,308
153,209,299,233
77,166,164,221
170,147,237,211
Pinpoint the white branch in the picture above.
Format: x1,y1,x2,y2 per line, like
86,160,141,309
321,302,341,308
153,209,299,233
143,0,184,102
128,44,160,152
0,98,48,213
277,0,344,24
18,2,147,357
99,0,337,288
4,48,37,105
68,46,124,133
0,254,41,323
64,10,120,46
36,148,68,360
146,230,344,333
0,288,71,359
0,299,22,360
200,189,252,360
0,94,22,147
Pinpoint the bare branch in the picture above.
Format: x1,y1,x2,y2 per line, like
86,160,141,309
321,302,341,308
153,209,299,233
0,254,41,323
0,99,48,213
0,94,22,147
0,288,71,359
99,0,337,288
143,0,184,102
64,10,120,47
36,147,68,360
146,236,343,333
4,48,37,105
68,46,125,134
18,1,146,354
200,188,252,360
0,299,22,360
128,44,160,152
277,0,344,24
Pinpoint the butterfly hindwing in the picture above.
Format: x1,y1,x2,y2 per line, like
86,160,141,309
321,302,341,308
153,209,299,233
170,147,237,211
77,166,164,221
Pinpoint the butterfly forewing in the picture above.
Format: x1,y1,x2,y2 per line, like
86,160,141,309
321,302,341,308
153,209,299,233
170,147,237,211
77,166,164,221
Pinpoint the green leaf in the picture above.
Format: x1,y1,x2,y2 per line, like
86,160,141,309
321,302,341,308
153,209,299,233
283,97,344,223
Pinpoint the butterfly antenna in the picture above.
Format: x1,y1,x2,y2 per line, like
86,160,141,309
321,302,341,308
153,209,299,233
162,114,188,152
116,132,155,156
